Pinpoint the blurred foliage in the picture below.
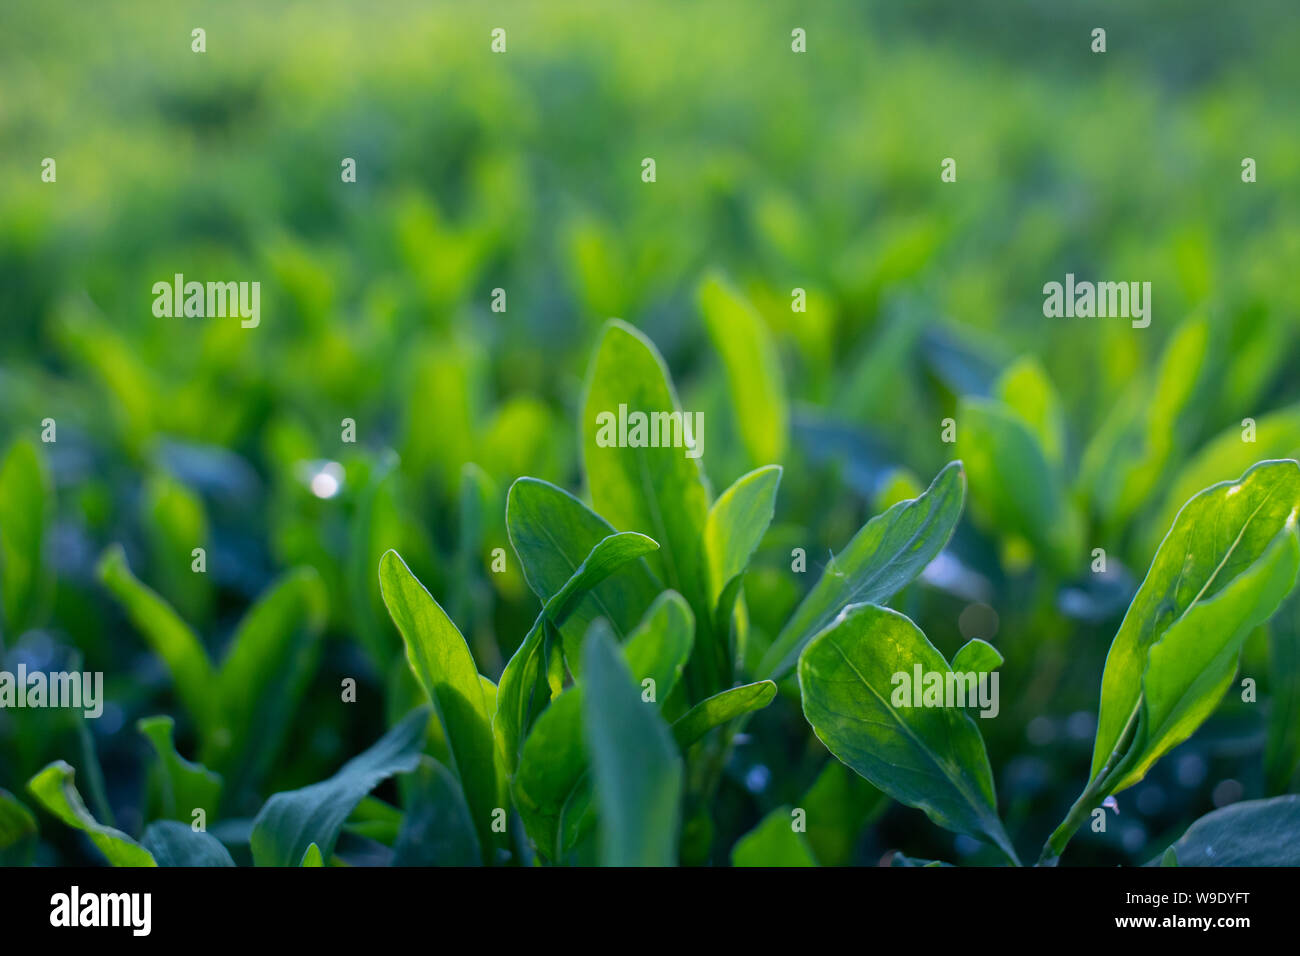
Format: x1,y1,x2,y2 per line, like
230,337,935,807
1,0,1298,865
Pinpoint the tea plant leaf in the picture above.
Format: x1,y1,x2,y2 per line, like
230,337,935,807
1091,460,1300,795
393,757,482,866
507,476,661,667
951,638,1003,674
731,806,816,867
0,438,52,636
1156,795,1300,867
141,820,235,867
27,761,157,867
97,545,218,736
378,551,498,855
704,465,781,609
495,530,660,770
581,319,712,635
698,274,789,467
214,567,327,783
137,716,222,823
582,621,683,866
0,788,37,866
798,604,1018,863
759,461,965,680
300,843,323,866
671,681,778,749
957,397,1081,575
249,706,429,867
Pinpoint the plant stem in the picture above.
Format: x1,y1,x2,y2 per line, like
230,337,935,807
1036,699,1141,866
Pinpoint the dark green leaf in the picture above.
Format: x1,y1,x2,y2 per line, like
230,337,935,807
393,757,482,866
141,820,235,866
1156,795,1300,866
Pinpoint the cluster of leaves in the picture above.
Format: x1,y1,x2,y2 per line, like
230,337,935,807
5,322,1299,867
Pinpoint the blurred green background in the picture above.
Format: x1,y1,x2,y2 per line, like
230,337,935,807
2,0,1299,865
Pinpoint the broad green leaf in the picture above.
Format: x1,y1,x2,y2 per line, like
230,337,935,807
0,788,37,865
27,761,157,867
581,319,712,627
951,638,1004,674
671,681,777,749
759,461,966,680
137,716,222,823
141,821,235,867
0,438,52,636
798,605,1017,863
506,477,661,667
704,465,781,608
1091,460,1300,794
300,843,323,866
957,398,1081,575
698,274,789,466
97,545,217,735
582,621,683,866
513,595,691,861
731,806,816,867
995,356,1065,466
213,567,327,783
495,531,660,770
393,757,482,866
378,551,497,856
143,471,211,625
1148,404,1300,555
249,706,429,866
1156,795,1300,867
622,591,695,704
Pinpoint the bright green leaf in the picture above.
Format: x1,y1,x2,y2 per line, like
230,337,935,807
27,761,156,867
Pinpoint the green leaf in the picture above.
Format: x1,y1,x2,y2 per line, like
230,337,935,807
951,638,1003,674
142,471,211,624
506,477,662,669
671,681,778,749
622,591,695,704
1091,460,1300,794
704,465,781,609
378,551,498,856
581,319,712,630
798,604,1017,863
300,843,323,866
213,567,327,783
27,761,157,867
141,821,235,866
0,438,53,636
513,595,692,862
957,398,1081,574
1265,593,1300,793
97,545,218,735
759,461,966,680
0,788,37,866
495,531,661,770
995,357,1065,466
698,274,789,466
582,621,683,866
249,706,429,867
393,757,482,866
800,760,889,866
137,716,222,823
1156,795,1300,866
1148,404,1300,555
731,806,817,867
